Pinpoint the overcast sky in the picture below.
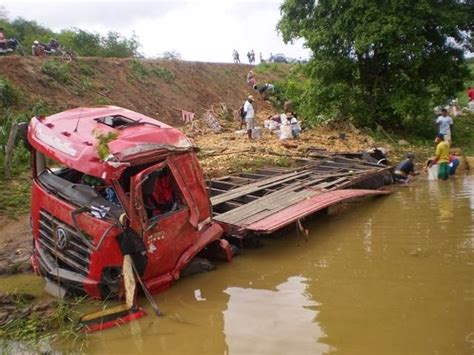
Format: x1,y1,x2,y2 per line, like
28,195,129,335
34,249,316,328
2,0,311,62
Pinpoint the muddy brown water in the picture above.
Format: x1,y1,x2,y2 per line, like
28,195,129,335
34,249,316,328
2,173,473,354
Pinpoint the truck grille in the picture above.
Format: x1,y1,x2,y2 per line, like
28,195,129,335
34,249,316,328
38,210,91,276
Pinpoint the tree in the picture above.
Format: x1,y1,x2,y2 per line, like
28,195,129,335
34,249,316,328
101,31,141,58
160,50,181,61
58,29,102,56
278,0,473,131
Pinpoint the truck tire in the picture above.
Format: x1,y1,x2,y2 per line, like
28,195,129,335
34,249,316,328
181,257,215,278
229,243,241,257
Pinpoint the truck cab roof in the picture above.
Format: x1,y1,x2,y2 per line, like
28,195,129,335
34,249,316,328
28,106,194,181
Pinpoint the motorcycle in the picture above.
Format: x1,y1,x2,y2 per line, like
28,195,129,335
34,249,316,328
0,38,25,56
33,39,75,62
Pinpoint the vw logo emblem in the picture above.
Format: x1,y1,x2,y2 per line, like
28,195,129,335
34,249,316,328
55,227,68,250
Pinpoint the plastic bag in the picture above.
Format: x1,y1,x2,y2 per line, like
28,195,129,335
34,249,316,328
279,125,293,140
252,127,263,139
264,119,279,130
427,164,438,180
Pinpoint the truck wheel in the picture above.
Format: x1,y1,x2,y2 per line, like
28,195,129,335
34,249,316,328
229,243,241,257
181,257,215,278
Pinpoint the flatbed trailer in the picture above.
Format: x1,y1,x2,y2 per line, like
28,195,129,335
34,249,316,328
209,154,392,238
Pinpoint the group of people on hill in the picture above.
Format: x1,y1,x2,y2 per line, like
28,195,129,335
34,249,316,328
238,94,301,141
233,49,256,64
31,38,60,56
232,50,255,64
0,26,63,57
239,69,301,140
232,50,269,64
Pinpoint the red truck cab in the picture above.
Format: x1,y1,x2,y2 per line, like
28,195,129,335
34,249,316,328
28,106,229,299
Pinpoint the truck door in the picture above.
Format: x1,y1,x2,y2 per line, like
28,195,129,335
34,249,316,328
130,161,194,278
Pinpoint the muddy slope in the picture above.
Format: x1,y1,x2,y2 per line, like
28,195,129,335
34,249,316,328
0,57,283,125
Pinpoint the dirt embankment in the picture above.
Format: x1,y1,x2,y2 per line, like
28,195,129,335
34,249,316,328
0,56,283,126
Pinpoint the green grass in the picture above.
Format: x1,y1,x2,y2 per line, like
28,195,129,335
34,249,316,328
0,294,88,351
254,62,292,75
150,66,175,83
94,96,113,105
129,59,148,82
77,61,95,77
0,76,20,108
71,76,94,96
30,100,53,116
41,60,70,83
452,112,474,154
129,60,176,84
0,170,31,216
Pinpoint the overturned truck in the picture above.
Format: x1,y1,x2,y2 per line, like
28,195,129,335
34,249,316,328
27,106,232,301
27,106,391,304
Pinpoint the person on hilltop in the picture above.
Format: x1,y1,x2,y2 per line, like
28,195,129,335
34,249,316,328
31,40,45,56
243,95,255,140
0,28,7,49
429,133,450,180
436,108,453,145
393,153,417,183
232,49,240,63
247,51,251,64
250,49,255,64
467,86,474,102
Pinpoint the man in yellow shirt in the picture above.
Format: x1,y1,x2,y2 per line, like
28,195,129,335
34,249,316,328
429,133,450,180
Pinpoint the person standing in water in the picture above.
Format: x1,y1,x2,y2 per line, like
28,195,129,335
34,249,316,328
429,133,450,180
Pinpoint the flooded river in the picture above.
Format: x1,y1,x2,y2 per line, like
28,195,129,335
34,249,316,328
3,173,474,354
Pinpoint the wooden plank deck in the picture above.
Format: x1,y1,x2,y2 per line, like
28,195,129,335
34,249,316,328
208,153,392,237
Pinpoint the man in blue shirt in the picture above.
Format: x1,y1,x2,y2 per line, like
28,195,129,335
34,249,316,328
393,153,416,182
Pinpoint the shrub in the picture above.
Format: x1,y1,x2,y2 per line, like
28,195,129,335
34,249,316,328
129,59,148,82
160,51,181,61
151,66,175,83
30,100,52,116
0,77,20,108
41,60,70,83
77,61,95,77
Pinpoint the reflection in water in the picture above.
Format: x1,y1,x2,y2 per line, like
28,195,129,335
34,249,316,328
362,218,373,254
223,276,330,355
438,192,454,223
